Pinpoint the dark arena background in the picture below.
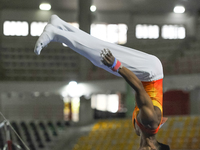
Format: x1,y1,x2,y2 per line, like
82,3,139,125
0,0,200,149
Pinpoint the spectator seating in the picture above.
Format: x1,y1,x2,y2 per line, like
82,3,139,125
0,120,66,150
73,116,200,150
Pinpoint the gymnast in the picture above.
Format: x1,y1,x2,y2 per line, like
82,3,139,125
34,15,170,150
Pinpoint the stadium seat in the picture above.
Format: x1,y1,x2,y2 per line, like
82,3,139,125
73,116,200,150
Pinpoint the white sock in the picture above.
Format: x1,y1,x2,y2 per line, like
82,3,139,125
34,24,56,55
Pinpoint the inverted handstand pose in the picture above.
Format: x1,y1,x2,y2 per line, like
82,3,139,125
34,15,169,150
101,49,169,150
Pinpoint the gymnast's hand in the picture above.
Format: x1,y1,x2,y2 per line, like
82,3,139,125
100,48,115,67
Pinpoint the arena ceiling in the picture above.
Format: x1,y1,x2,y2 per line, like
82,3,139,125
0,0,200,14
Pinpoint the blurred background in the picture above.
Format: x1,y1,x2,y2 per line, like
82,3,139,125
0,0,200,149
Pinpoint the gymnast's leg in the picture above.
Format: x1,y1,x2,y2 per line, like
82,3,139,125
34,15,163,81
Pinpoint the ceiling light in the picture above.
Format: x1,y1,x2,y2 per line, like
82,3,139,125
61,81,84,98
90,5,96,12
173,6,185,13
39,3,51,10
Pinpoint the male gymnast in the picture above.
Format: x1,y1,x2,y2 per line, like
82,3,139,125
34,15,170,150
101,49,169,150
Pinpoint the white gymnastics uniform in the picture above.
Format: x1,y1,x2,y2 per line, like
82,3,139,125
34,15,163,82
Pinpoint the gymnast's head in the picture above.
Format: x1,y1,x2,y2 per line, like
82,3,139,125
133,119,170,150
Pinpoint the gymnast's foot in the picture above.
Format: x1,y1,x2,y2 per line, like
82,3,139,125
49,14,74,32
48,14,65,30
34,24,56,55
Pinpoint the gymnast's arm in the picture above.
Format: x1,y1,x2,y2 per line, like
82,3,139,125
101,49,158,127
118,67,158,127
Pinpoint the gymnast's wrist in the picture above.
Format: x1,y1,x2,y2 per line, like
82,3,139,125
117,64,123,72
111,58,117,68
112,59,123,72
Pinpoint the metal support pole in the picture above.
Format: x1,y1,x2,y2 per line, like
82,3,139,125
4,121,12,150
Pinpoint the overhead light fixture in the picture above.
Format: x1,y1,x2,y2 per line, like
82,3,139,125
173,6,185,13
61,81,84,98
39,3,51,10
90,5,96,12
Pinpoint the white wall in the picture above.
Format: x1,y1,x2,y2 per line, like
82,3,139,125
0,92,64,121
163,73,200,92
0,73,199,96
0,79,126,96
0,73,199,121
